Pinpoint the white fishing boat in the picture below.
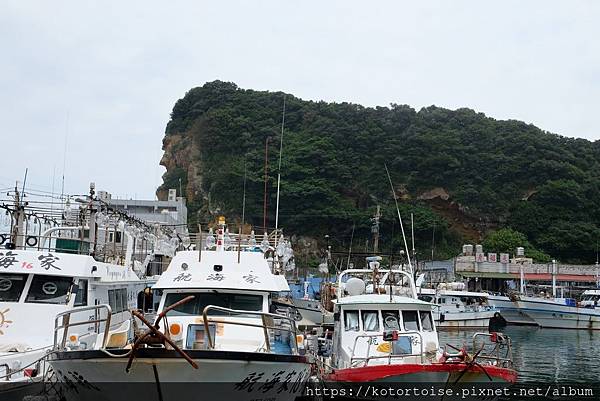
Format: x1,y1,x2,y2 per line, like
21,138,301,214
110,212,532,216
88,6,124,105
47,221,311,401
289,280,334,327
513,294,600,329
417,283,497,329
509,260,600,329
0,184,176,400
322,259,517,387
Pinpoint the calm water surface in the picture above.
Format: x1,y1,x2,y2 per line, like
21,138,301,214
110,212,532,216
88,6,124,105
439,326,600,383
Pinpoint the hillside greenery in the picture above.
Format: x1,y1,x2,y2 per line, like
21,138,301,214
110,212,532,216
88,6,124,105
159,81,600,264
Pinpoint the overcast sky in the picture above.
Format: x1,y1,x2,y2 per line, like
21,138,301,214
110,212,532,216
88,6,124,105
1,0,599,200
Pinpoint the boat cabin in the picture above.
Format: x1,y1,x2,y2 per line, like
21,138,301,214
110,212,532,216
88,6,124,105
417,289,493,314
151,230,300,355
0,250,154,348
330,266,439,369
581,289,600,308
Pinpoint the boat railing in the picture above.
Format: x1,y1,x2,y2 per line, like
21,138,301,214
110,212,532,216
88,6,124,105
202,305,299,355
471,332,513,368
349,331,424,367
2,231,173,270
0,364,10,381
53,304,113,351
337,269,418,299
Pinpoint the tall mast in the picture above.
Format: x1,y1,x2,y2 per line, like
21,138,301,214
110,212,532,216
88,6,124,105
384,164,413,273
274,95,286,242
263,137,270,231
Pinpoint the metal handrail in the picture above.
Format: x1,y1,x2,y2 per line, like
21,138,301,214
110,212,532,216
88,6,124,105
350,331,424,366
53,304,113,350
201,305,299,354
0,364,10,381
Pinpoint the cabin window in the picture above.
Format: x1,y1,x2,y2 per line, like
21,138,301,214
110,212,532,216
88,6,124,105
439,298,446,304
25,275,72,304
74,279,88,307
344,310,359,331
418,295,434,303
402,310,420,331
419,311,434,331
362,310,379,332
108,288,128,313
164,292,263,317
0,273,28,302
382,310,400,330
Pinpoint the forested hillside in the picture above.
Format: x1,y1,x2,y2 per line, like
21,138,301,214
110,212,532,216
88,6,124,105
158,81,600,263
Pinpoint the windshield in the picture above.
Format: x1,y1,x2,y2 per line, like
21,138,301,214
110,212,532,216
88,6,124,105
362,310,379,332
0,273,28,302
163,292,263,316
25,275,73,304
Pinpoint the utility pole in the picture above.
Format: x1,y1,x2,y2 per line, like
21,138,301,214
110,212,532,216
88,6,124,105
371,205,381,254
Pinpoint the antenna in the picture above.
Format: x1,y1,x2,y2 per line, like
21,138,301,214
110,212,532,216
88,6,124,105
241,158,247,225
21,168,28,196
274,95,286,241
431,221,436,261
384,163,413,273
263,137,271,232
61,112,69,203
411,212,415,259
347,223,355,269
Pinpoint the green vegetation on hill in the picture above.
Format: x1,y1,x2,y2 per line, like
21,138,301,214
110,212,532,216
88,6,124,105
159,81,600,263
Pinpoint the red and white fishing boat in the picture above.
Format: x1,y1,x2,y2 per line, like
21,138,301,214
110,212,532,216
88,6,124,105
322,258,517,387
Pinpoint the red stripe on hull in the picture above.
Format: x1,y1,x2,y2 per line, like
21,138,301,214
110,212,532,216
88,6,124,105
326,363,517,383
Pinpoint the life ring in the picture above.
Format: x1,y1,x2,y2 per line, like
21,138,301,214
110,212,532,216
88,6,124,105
0,234,7,245
26,236,38,247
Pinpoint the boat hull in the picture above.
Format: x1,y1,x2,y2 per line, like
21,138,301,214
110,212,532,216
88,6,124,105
0,347,48,400
435,310,495,329
327,363,516,383
515,298,600,329
292,298,333,326
49,349,311,401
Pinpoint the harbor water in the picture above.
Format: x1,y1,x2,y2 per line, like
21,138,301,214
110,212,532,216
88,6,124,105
439,326,600,383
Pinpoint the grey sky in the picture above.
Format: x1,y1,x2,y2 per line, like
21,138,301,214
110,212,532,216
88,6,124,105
1,0,599,199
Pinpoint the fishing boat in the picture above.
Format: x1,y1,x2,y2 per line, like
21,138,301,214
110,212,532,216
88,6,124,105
513,293,600,329
286,277,334,327
47,220,312,401
0,184,175,400
509,260,600,329
417,284,498,329
321,259,517,387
